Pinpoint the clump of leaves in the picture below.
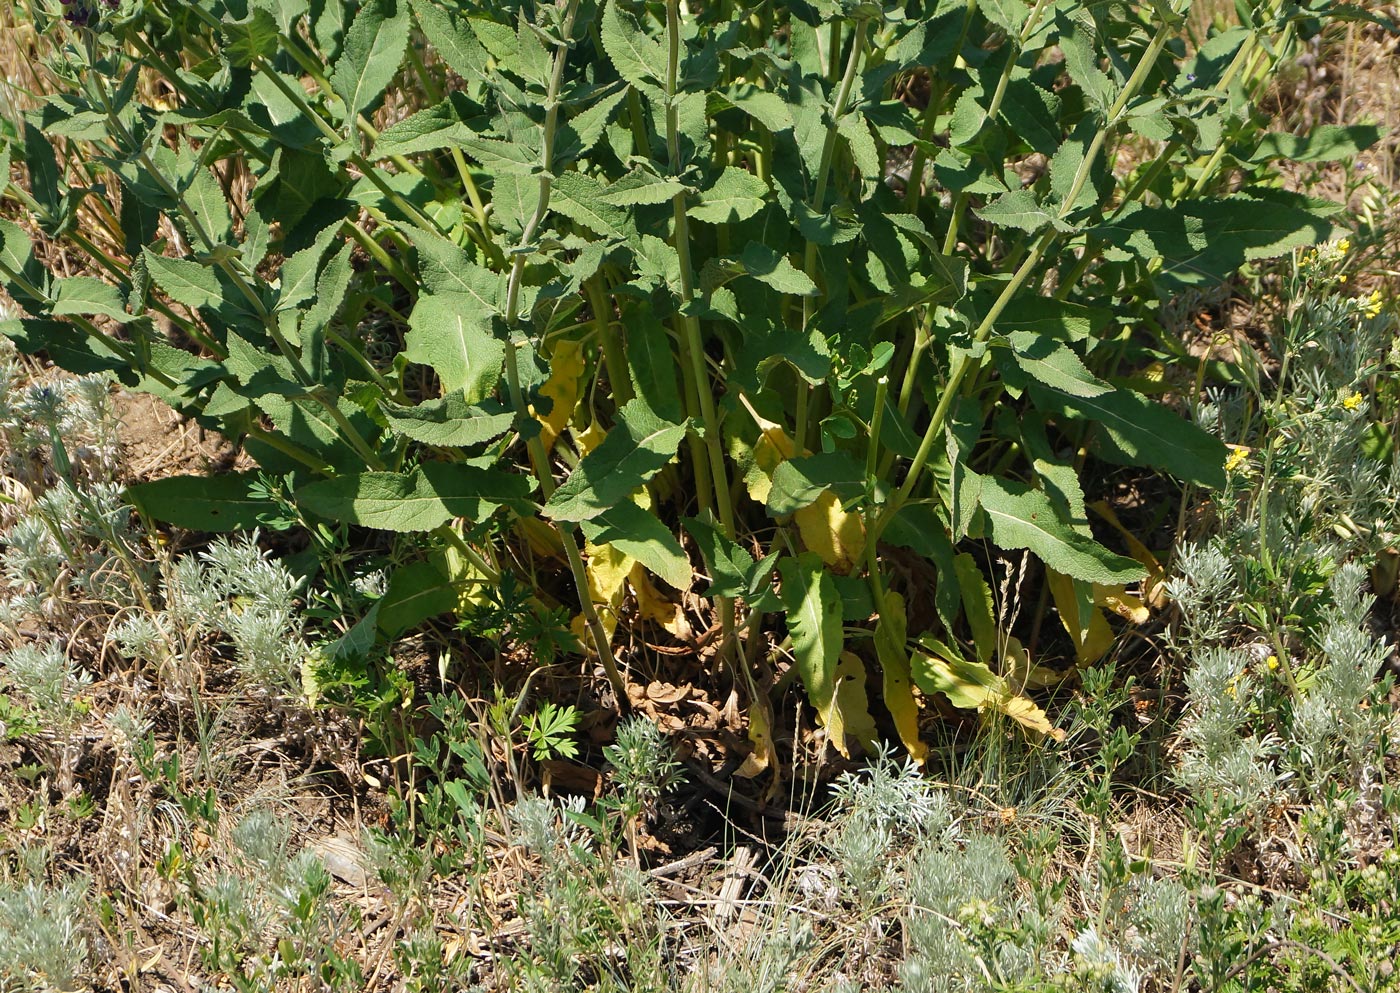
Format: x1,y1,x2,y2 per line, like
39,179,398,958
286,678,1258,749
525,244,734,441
0,0,1381,762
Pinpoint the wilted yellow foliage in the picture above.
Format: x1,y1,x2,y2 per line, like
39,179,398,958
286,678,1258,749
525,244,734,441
534,338,586,449
794,489,866,574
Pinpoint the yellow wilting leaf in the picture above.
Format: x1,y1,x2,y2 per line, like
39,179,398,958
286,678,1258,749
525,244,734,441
441,535,492,615
1046,568,1116,664
823,651,879,758
911,639,1064,741
515,516,567,561
737,394,798,503
1047,566,1154,665
571,538,633,650
1097,587,1150,624
794,488,867,574
1001,635,1064,692
630,562,693,639
533,338,586,449
734,701,777,778
874,592,928,765
574,417,607,455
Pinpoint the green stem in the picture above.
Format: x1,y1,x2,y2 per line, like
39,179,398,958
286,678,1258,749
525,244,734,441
906,0,978,215
801,18,870,311
586,276,631,406
665,0,740,667
497,0,627,705
244,425,332,473
666,0,735,538
942,0,1052,254
867,375,889,481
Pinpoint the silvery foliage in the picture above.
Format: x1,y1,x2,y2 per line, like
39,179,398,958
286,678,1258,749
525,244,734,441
1174,646,1283,819
1166,541,1239,647
1070,927,1145,993
109,533,308,694
0,349,120,489
0,642,91,730
1174,563,1394,822
827,743,951,898
1287,564,1392,782
0,874,89,993
900,832,1051,993
1126,876,1194,979
1,480,145,623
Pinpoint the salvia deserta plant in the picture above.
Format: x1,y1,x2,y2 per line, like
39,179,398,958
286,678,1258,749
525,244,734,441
0,0,1388,760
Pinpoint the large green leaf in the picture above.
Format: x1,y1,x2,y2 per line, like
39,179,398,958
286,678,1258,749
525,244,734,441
688,167,768,224
624,301,683,423
0,317,130,377
296,462,535,531
143,250,222,310
998,331,1110,398
375,558,458,637
401,225,505,306
557,87,629,163
1029,383,1228,488
1247,124,1382,164
50,277,130,323
601,0,665,92
371,93,478,158
682,516,757,599
331,0,411,124
404,294,504,404
1093,195,1336,287
409,0,486,80
978,476,1146,585
127,473,276,531
380,393,513,447
766,452,865,515
580,501,692,590
777,552,844,729
544,399,688,522
549,171,632,241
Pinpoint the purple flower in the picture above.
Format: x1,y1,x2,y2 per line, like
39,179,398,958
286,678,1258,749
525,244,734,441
61,0,96,25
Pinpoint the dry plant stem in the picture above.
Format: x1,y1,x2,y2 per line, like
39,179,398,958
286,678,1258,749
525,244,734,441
499,0,626,705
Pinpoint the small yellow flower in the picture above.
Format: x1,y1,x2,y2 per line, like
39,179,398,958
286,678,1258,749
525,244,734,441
1337,237,1352,255
1343,392,1364,411
1365,290,1383,319
1266,655,1279,671
1338,273,1349,284
1225,446,1250,472
1225,683,1237,699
